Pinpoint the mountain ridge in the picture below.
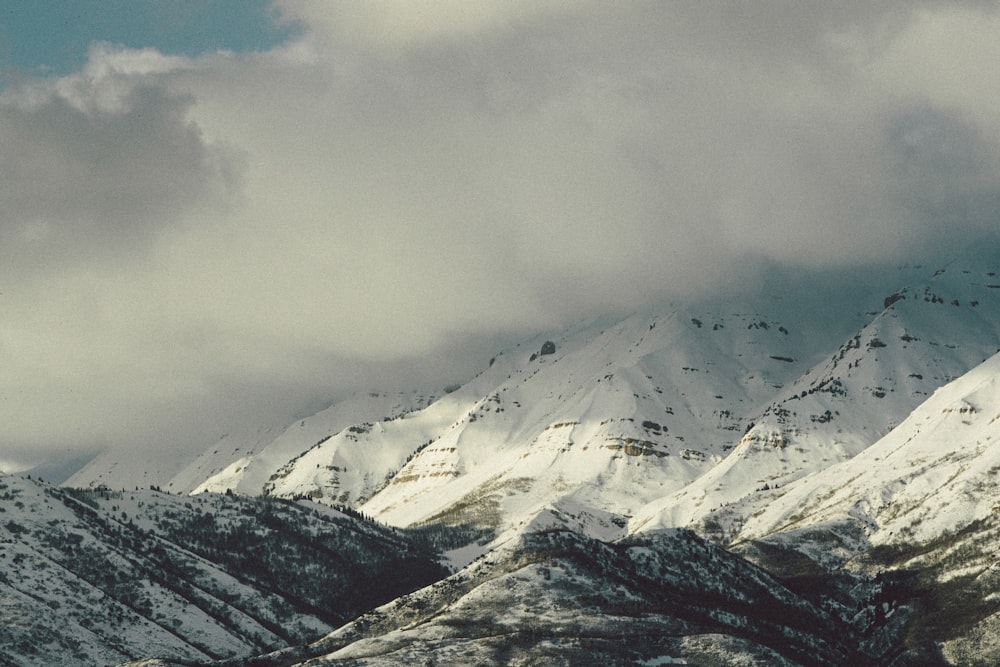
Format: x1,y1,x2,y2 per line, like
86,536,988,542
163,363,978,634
11,255,1000,665
117,260,1000,547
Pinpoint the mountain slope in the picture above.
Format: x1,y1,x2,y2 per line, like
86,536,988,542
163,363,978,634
182,390,439,496
0,476,445,666
258,307,819,534
630,260,1000,540
739,349,1000,548
140,529,878,667
64,391,439,494
245,261,1000,546
728,349,1000,664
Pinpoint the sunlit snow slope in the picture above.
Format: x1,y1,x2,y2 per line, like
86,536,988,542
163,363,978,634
631,261,1000,539
740,349,1000,548
277,308,815,530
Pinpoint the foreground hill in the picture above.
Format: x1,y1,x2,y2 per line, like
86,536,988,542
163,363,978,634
118,529,856,666
0,477,445,666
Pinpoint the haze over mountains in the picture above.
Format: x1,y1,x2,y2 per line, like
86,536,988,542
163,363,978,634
4,254,1000,665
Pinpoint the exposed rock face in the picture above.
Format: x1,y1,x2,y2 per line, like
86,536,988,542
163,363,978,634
884,292,906,309
529,340,556,361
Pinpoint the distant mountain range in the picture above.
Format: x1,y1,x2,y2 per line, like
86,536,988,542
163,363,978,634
6,256,1000,665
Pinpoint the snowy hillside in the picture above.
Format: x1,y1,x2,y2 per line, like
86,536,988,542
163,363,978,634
183,390,440,495
262,307,818,532
127,529,879,666
0,475,444,665
741,348,1000,548
26,256,1000,666
64,390,439,494
156,260,1000,548
630,261,1000,540
730,350,1000,664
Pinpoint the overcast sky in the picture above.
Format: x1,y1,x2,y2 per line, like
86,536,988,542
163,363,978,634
2,1,999,474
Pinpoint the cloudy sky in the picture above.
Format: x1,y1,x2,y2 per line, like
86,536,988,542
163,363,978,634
2,1,999,475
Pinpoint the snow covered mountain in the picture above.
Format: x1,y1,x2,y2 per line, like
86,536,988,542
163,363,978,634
146,259,1000,545
727,348,1000,665
740,348,1000,549
148,528,866,666
13,256,1000,666
112,342,1000,667
0,475,444,665
64,390,439,494
631,261,1000,540
254,307,819,533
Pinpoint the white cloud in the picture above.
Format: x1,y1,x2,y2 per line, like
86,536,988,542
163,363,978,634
3,2,1000,469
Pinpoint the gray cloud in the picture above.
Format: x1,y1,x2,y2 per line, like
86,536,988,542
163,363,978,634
0,75,242,273
888,106,1000,241
3,2,1000,472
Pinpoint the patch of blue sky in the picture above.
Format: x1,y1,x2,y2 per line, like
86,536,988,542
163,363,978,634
0,0,299,81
